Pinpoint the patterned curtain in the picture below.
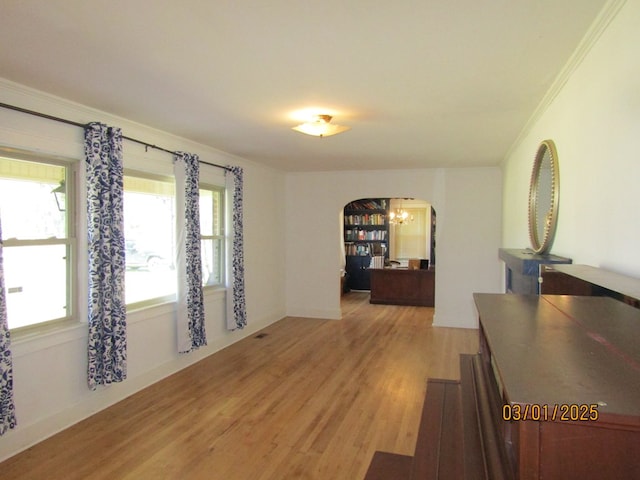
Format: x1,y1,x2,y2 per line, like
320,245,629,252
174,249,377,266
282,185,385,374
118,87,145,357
85,122,127,390
0,219,17,435
174,152,206,353
225,166,247,330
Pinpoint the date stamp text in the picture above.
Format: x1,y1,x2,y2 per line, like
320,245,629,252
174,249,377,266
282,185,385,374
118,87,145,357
502,403,599,422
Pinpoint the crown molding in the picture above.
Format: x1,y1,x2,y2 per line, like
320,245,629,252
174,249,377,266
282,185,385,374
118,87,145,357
502,0,627,164
0,77,260,168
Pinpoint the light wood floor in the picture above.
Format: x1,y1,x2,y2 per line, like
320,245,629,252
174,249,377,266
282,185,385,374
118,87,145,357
1,292,478,480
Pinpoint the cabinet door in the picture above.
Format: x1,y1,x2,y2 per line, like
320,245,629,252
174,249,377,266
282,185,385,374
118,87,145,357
346,256,371,290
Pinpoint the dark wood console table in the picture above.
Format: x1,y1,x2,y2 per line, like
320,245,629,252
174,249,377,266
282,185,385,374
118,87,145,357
541,263,640,308
369,268,435,306
474,293,640,479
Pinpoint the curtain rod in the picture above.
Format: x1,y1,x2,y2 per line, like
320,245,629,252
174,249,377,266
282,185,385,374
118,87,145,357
0,101,231,171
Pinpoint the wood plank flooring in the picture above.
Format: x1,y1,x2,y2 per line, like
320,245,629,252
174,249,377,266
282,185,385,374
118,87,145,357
0,292,478,480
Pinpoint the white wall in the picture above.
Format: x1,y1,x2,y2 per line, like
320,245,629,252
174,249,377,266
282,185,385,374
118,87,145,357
502,0,640,277
0,79,286,460
284,167,503,328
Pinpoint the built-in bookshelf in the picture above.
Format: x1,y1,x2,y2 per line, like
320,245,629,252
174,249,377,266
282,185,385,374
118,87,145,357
343,198,389,290
343,198,389,257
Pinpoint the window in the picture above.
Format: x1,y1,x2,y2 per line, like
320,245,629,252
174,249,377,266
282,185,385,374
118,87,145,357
123,172,176,308
0,155,75,330
199,185,225,287
1,159,224,325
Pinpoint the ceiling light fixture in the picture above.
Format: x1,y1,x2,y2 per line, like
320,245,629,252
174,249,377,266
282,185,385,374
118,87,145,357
292,114,350,137
389,199,414,225
389,208,414,225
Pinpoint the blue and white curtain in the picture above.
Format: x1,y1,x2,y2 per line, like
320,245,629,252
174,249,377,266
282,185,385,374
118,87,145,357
174,152,206,353
225,166,247,330
0,219,17,435
85,122,127,390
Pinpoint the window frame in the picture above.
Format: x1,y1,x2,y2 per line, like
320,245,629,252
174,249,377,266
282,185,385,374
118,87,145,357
123,169,177,312
1,155,229,329
199,183,226,289
0,151,77,333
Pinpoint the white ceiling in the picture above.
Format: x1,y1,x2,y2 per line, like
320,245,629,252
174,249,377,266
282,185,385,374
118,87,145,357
0,0,608,172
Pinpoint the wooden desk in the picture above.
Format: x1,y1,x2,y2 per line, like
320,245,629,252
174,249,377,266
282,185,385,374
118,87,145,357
369,267,435,306
474,293,640,479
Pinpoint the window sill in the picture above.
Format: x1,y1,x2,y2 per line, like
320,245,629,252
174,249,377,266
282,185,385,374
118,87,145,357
126,298,176,317
203,285,227,296
10,287,229,358
11,319,86,358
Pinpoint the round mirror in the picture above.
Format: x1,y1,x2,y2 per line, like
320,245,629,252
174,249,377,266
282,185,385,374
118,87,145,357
528,139,559,254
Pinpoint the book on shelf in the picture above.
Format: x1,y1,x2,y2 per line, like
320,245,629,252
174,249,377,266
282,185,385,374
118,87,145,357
344,241,387,256
369,255,384,269
344,213,386,225
344,229,387,241
344,199,388,211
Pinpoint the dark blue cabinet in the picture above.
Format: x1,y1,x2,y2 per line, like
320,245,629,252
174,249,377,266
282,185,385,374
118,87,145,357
345,255,372,291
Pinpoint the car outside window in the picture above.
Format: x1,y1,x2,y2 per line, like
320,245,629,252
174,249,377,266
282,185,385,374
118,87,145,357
123,172,176,308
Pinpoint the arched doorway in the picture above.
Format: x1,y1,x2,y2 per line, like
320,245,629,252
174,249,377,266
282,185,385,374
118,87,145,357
340,197,436,306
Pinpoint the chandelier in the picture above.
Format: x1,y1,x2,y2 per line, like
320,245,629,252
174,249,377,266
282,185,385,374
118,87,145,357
389,205,414,225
